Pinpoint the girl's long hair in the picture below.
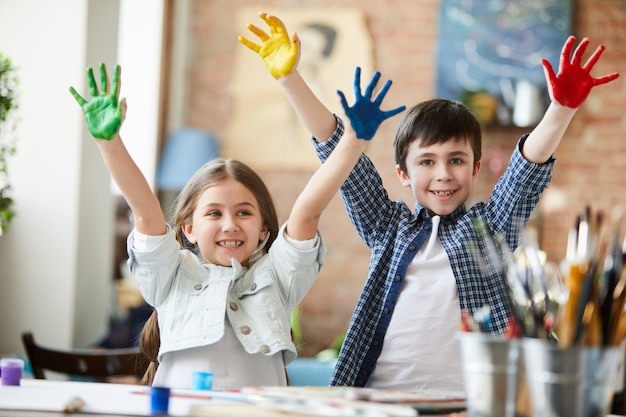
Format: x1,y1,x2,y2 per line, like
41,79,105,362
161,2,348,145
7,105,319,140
138,158,279,385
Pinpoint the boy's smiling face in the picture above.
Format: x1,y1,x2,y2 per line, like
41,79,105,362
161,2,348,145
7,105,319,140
396,137,481,216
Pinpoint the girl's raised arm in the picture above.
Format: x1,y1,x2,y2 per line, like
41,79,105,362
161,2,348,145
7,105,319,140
69,63,166,236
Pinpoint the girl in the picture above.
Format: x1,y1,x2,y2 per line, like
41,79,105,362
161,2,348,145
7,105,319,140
69,60,398,390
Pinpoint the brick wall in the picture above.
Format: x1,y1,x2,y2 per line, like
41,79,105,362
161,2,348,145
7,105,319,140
180,0,626,356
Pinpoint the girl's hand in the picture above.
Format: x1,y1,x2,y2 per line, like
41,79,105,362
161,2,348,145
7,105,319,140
541,36,619,108
238,12,300,78
337,67,406,140
69,63,125,140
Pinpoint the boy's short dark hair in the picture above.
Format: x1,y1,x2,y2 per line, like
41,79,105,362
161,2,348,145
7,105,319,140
393,99,482,173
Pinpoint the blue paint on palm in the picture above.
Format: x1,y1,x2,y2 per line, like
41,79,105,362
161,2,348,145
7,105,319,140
337,67,406,140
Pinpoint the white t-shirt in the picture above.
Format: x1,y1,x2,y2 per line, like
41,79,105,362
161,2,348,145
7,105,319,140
366,216,464,394
153,318,287,390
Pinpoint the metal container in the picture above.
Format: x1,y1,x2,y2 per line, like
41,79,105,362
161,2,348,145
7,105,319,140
523,338,618,417
458,332,528,417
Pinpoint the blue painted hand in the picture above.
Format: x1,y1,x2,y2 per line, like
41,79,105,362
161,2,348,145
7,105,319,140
337,67,406,140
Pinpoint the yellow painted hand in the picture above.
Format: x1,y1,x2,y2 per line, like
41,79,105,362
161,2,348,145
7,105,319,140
69,63,125,140
239,12,299,78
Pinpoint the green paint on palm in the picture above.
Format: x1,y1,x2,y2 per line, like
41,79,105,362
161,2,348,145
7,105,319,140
69,63,123,140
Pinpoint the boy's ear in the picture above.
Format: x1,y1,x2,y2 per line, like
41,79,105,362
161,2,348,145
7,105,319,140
181,222,197,244
396,164,411,187
472,160,482,181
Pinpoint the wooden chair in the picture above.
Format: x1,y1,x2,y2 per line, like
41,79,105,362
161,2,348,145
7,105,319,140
21,331,149,381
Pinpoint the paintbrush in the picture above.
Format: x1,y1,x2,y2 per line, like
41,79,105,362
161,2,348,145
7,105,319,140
598,208,624,345
610,265,626,345
558,211,591,347
559,261,589,347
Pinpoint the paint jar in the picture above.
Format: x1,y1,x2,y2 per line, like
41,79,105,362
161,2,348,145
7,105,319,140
192,371,213,390
150,386,171,415
0,358,24,386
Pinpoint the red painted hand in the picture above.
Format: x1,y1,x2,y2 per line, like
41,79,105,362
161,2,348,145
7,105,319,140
541,36,619,108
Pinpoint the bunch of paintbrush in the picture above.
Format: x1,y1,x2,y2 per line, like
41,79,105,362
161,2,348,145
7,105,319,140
556,205,626,348
466,219,563,339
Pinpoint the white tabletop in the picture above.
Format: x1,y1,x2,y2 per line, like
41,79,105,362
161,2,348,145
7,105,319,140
0,378,239,416
5,379,621,417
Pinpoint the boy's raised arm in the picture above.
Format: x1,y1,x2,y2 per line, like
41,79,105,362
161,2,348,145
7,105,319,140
523,36,619,164
286,68,405,240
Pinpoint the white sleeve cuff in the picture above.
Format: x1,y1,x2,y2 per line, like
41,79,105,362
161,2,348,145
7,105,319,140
132,229,168,251
283,230,319,250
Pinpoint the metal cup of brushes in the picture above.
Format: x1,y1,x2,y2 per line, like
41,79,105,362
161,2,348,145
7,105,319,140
522,338,618,417
461,218,568,417
457,326,531,417
521,206,626,417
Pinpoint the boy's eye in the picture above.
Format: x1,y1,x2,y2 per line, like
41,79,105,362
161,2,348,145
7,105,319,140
419,160,434,166
450,158,464,165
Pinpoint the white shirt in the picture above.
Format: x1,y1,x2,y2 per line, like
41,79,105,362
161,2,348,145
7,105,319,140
366,216,464,394
153,316,287,390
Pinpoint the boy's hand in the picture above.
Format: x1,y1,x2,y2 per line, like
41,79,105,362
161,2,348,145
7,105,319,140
542,36,619,108
69,63,125,140
239,12,299,78
337,67,406,140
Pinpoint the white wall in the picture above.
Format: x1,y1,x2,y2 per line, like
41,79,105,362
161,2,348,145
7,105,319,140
0,0,163,354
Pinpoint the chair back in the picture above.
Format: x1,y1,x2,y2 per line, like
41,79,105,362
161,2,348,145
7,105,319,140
21,331,149,381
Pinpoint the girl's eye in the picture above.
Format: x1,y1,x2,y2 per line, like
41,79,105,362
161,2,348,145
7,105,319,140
207,211,221,217
237,210,252,217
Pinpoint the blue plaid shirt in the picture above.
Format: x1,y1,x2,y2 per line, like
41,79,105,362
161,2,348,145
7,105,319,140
313,117,554,387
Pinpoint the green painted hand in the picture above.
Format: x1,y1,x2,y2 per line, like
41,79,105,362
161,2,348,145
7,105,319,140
69,63,124,140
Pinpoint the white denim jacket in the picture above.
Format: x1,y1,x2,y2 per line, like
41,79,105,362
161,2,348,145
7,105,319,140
127,222,326,365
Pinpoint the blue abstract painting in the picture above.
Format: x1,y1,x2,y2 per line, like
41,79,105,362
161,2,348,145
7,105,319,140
436,0,572,124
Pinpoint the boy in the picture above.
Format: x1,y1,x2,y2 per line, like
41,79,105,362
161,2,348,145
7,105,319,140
240,13,619,391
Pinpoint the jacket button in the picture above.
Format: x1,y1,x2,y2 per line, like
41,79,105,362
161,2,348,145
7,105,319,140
193,283,202,291
250,283,257,291
241,325,251,335
260,345,270,353
229,302,238,311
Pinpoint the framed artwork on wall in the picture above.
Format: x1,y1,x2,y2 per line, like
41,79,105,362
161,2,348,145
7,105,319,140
435,0,572,127
226,8,374,171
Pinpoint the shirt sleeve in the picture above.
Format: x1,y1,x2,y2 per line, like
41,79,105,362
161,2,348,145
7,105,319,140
283,228,319,250
268,223,327,306
314,116,397,248
132,229,168,251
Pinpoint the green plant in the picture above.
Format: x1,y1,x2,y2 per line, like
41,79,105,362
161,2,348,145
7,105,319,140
291,304,346,360
0,52,19,236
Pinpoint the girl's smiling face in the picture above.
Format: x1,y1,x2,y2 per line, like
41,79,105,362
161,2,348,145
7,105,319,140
182,177,268,267
396,137,481,216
